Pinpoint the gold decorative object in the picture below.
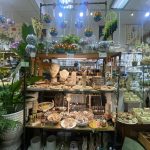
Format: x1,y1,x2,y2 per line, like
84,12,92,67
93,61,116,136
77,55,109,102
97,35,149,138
38,101,54,112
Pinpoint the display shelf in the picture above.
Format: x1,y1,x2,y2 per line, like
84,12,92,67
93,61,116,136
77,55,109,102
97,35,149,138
25,124,114,132
27,87,116,93
37,52,121,60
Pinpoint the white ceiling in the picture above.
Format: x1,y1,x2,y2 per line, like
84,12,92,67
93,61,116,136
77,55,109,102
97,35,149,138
0,0,150,25
0,0,39,23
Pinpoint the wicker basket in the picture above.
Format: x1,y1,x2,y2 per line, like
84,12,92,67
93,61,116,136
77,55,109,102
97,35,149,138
0,139,21,150
0,123,23,142
2,110,23,124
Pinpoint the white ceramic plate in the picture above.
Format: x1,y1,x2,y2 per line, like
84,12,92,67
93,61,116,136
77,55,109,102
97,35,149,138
118,118,138,124
61,118,76,129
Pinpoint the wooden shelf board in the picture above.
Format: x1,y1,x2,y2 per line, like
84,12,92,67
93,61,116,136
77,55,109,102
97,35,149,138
37,52,121,60
27,87,115,93
26,123,114,132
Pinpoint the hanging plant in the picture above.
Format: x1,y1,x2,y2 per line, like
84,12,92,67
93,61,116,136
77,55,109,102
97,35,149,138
60,20,67,29
84,28,93,37
75,20,84,29
93,11,102,22
103,11,117,40
43,14,52,24
50,27,58,36
0,15,6,24
26,34,37,46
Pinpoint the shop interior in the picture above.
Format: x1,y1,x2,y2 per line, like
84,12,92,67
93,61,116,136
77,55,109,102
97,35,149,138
0,0,150,150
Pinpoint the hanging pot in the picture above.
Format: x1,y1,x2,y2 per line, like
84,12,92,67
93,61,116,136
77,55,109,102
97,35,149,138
93,11,102,22
84,28,93,37
43,14,52,23
50,27,58,36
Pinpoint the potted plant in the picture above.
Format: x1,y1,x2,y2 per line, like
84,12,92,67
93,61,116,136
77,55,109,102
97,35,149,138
0,75,24,123
0,116,23,150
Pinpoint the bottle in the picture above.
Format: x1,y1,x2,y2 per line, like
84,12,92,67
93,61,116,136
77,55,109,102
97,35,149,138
109,147,113,150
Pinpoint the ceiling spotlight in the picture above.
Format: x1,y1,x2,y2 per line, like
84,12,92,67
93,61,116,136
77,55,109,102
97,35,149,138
59,12,63,17
79,12,84,17
130,13,134,16
145,12,150,17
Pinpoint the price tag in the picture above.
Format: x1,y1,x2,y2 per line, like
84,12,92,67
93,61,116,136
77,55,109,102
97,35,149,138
21,61,29,67
67,53,74,59
99,52,107,58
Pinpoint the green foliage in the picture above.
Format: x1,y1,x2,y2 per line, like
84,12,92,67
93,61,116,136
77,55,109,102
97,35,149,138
27,76,43,85
37,43,45,53
103,19,117,40
0,116,18,133
62,34,80,44
12,41,26,59
103,11,118,40
0,80,23,114
22,23,35,42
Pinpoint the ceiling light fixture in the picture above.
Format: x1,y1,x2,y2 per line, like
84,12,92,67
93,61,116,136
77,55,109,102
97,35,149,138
111,0,129,9
79,12,84,17
145,12,150,17
90,12,93,16
130,13,134,16
59,0,74,9
59,12,63,17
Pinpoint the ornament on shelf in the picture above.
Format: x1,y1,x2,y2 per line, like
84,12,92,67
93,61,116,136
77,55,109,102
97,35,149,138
60,20,67,28
93,11,102,22
25,44,37,57
0,15,6,24
26,34,37,45
43,14,52,23
50,27,58,36
75,20,84,29
84,28,93,37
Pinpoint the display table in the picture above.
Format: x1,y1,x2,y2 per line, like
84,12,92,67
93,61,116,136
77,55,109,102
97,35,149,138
117,122,150,143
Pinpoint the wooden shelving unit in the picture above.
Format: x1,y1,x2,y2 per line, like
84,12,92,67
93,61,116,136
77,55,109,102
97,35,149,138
31,52,121,76
26,124,115,132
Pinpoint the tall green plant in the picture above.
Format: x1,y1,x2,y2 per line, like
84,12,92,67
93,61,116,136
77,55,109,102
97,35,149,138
22,23,35,42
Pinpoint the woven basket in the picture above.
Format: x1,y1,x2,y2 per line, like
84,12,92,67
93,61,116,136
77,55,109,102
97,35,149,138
0,123,23,142
2,110,23,124
0,138,21,150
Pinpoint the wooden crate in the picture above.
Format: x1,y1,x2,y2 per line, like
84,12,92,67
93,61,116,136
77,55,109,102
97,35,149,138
138,132,150,150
